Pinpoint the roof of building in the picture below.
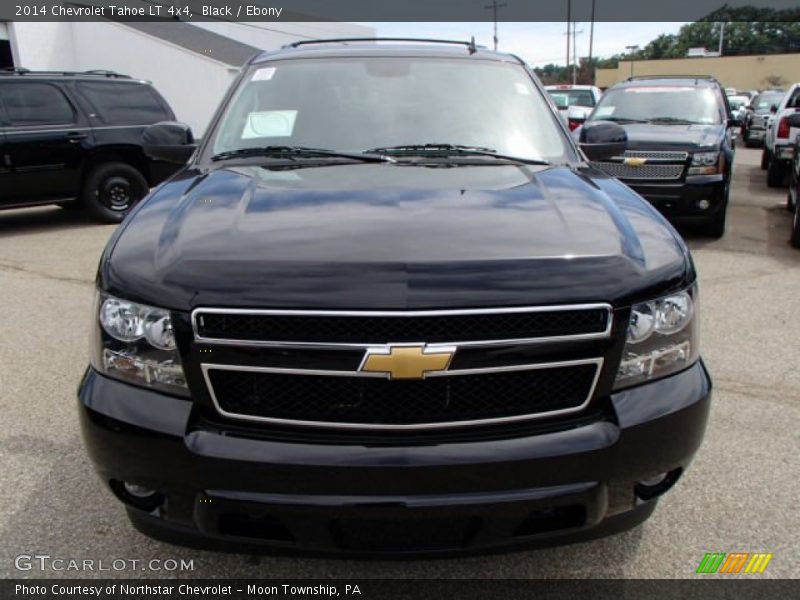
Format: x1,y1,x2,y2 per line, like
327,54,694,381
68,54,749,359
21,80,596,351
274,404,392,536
121,20,261,67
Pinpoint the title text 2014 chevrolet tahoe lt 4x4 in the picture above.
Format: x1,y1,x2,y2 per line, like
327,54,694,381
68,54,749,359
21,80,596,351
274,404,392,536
78,39,711,556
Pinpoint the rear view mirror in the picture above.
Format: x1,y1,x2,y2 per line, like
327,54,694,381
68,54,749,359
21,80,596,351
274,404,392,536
142,121,197,164
579,120,627,161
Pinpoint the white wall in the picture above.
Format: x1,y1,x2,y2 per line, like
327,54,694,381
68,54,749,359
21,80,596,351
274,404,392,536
8,22,78,71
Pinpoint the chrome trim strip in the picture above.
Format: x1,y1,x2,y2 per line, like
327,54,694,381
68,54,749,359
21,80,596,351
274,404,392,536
191,304,614,349
200,358,604,431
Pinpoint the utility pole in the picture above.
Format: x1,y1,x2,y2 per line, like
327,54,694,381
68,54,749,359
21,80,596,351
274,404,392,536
572,22,583,84
484,0,507,51
718,21,725,55
625,45,639,78
588,0,595,84
566,0,571,80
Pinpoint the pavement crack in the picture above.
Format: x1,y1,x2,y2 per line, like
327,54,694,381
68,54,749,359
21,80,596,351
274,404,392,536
0,261,93,286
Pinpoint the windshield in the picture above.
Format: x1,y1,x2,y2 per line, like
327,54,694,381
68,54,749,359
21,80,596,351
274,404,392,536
753,93,783,110
547,89,596,108
589,85,723,125
209,57,571,163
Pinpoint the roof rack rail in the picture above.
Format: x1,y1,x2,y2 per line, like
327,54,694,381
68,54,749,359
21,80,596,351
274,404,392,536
0,68,131,78
284,37,482,55
626,74,718,82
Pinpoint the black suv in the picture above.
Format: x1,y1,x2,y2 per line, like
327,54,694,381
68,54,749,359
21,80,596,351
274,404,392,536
583,76,737,238
0,69,180,222
78,40,711,556
743,90,784,147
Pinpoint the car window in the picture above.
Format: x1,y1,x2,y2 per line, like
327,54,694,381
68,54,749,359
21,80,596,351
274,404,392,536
590,85,723,125
77,81,171,125
547,89,595,108
0,83,75,126
210,57,572,163
753,93,783,110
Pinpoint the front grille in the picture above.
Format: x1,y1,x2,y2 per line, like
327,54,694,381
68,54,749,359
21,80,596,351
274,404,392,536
194,306,610,345
592,161,684,180
621,150,689,161
205,363,599,428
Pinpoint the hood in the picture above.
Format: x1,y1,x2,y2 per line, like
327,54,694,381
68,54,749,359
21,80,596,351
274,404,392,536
621,123,724,152
103,163,691,311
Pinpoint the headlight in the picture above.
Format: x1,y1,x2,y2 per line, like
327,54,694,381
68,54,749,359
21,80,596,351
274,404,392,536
614,287,699,390
92,292,188,396
688,151,721,176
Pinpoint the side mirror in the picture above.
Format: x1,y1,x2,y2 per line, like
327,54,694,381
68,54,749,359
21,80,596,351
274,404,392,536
579,120,627,161
142,121,197,164
788,113,800,128
770,104,778,114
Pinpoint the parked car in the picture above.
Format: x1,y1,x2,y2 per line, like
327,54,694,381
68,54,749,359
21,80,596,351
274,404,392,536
787,113,800,247
0,68,181,222
544,84,602,130
743,90,785,147
583,75,737,237
763,82,800,187
78,39,711,555
727,95,749,124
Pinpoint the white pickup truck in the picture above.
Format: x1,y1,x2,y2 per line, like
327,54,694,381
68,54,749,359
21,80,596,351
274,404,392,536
764,83,800,187
544,85,603,131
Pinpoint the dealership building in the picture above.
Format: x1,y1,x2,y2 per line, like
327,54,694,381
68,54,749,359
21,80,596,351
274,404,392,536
0,19,373,134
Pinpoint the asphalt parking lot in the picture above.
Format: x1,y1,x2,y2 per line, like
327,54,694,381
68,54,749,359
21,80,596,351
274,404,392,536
1,146,798,579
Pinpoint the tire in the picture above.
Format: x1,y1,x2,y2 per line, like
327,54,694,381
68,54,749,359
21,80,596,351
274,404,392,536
766,155,785,188
761,148,770,170
81,162,149,223
701,180,729,238
791,197,800,249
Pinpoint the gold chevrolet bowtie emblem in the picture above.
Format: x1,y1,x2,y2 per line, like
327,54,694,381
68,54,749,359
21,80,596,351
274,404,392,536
360,345,455,379
623,157,647,167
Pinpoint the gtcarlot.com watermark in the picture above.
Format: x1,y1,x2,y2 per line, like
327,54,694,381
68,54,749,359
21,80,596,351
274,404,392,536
14,554,194,572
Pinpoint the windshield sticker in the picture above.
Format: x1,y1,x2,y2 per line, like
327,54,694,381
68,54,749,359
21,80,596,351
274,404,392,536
595,106,615,117
251,67,276,81
514,82,531,95
625,86,695,93
242,110,298,138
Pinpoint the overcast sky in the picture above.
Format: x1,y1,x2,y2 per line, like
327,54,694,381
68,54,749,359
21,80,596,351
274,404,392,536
364,22,688,66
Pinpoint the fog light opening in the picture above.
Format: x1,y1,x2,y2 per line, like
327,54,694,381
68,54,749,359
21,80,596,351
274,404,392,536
635,467,683,502
697,199,711,211
110,479,164,512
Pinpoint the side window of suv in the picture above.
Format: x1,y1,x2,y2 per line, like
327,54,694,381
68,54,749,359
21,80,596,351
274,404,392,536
0,83,75,126
76,81,171,125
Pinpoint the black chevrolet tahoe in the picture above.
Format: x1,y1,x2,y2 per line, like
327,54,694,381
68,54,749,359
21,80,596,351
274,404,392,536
78,40,712,556
0,69,179,222
583,76,737,238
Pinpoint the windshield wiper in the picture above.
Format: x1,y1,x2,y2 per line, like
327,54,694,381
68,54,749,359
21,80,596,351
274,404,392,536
363,144,550,165
599,116,649,124
211,146,394,163
646,117,699,125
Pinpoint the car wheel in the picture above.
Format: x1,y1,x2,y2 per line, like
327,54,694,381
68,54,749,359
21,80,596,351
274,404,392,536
701,182,729,238
81,162,149,223
791,198,800,249
766,156,785,188
761,148,770,170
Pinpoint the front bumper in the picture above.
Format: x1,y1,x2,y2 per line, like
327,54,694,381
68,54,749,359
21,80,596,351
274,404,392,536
78,361,712,556
625,175,727,222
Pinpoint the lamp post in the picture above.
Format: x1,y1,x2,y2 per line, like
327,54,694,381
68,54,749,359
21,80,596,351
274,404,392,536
625,45,640,78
